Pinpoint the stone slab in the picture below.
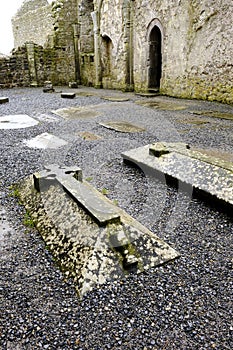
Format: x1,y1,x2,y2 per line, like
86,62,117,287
79,131,102,141
101,96,130,102
24,132,68,149
52,106,100,119
18,165,179,297
61,92,76,99
0,97,9,104
189,110,233,121
0,114,38,129
122,142,233,206
99,121,146,133
33,164,120,226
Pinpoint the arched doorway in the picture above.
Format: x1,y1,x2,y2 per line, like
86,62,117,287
148,25,162,91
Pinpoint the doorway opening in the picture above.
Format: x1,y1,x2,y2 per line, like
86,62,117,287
148,25,162,91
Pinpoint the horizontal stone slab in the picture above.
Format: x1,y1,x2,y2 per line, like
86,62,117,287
18,164,179,297
99,121,146,133
0,114,38,129
24,132,68,149
0,97,9,104
122,142,233,206
61,92,76,99
33,164,120,226
52,106,100,119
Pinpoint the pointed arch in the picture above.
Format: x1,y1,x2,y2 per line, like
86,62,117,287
146,19,164,91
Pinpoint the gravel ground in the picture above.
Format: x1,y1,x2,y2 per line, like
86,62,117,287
0,86,232,350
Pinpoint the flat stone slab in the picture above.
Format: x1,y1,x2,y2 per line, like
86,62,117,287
18,164,179,297
79,131,102,141
33,165,120,226
52,106,100,119
24,132,68,149
101,96,130,102
136,100,187,111
61,92,76,99
0,114,38,129
99,121,146,133
0,97,9,104
189,110,233,121
122,142,233,206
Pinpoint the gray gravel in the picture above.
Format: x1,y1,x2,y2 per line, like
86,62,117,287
0,86,233,349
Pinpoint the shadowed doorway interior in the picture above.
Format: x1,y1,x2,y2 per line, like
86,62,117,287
148,26,162,92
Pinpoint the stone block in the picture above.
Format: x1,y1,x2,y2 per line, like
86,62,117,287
122,142,233,207
69,82,78,88
43,81,54,93
17,163,179,297
0,97,9,104
61,92,76,99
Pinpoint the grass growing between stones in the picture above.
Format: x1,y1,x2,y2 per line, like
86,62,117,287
23,210,35,228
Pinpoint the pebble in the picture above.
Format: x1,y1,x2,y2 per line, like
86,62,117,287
0,87,232,349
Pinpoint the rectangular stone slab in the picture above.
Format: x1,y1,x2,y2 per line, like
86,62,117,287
33,165,120,226
59,177,121,225
0,97,9,104
20,171,179,297
61,92,76,99
122,144,233,206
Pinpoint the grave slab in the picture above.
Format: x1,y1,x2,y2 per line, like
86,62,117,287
99,121,146,133
101,96,130,102
18,164,179,297
61,92,76,99
122,142,233,206
24,132,68,149
33,165,122,226
0,97,9,104
52,106,100,119
0,114,38,129
79,131,102,141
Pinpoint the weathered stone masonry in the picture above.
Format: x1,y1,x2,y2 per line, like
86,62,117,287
0,0,232,104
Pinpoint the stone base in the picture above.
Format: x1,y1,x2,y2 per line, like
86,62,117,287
122,142,233,207
18,166,179,298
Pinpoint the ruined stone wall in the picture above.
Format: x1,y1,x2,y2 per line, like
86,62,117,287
97,0,232,103
133,0,233,103
12,0,54,49
0,44,55,88
98,0,124,89
0,48,30,88
4,0,233,104
51,0,78,84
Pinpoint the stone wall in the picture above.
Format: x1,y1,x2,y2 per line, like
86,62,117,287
97,0,232,103
1,0,232,104
0,44,55,89
0,48,30,88
12,0,53,49
51,0,78,84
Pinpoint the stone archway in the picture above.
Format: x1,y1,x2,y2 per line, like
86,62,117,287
147,21,163,91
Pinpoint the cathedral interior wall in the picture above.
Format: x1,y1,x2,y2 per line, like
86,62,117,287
0,0,232,104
